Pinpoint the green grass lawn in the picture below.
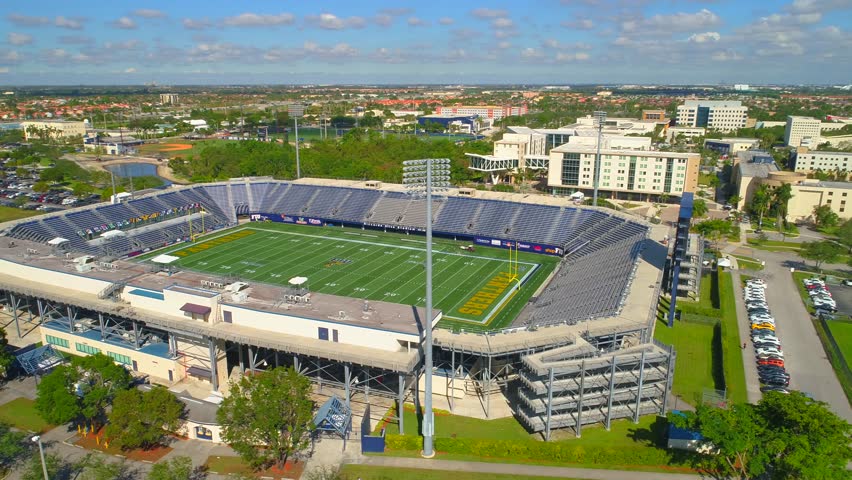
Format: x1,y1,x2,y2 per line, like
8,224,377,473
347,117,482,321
653,318,720,404
718,271,747,404
340,465,582,480
732,255,764,271
0,205,41,223
826,319,852,370
137,223,558,331
381,404,530,440
0,398,53,433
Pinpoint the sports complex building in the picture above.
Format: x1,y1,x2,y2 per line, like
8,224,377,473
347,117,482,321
0,175,674,440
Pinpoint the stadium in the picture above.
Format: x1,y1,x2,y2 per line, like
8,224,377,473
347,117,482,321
0,171,674,440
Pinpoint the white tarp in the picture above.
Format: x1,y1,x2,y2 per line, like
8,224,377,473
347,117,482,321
717,257,732,268
151,254,180,265
100,230,126,239
289,276,308,286
47,237,69,246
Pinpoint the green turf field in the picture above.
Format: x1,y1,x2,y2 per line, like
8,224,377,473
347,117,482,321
138,223,559,331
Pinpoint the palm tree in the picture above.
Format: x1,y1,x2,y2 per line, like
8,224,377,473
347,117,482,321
772,183,794,226
751,184,771,228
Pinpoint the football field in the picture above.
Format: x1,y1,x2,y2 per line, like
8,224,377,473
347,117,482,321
138,223,559,330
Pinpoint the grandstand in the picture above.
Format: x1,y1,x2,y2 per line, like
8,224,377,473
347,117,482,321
0,175,672,437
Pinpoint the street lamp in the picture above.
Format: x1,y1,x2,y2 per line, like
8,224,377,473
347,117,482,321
31,435,48,480
592,111,607,207
402,158,451,459
288,103,306,179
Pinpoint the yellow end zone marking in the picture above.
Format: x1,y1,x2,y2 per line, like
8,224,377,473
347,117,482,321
172,229,256,257
456,271,517,318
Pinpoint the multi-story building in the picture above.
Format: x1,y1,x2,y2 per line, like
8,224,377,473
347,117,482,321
160,93,180,105
642,110,669,122
675,100,748,132
547,145,699,200
784,116,822,147
666,127,706,142
435,104,527,120
791,149,852,175
21,120,88,140
703,138,760,156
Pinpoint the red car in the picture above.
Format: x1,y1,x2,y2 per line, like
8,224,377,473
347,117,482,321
758,359,785,368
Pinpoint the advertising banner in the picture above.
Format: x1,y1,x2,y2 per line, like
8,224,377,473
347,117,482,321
472,236,563,256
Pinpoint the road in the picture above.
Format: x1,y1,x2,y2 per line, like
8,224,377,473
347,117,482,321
741,248,852,422
730,270,764,404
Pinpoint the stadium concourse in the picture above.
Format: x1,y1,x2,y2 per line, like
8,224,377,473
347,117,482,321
0,175,673,440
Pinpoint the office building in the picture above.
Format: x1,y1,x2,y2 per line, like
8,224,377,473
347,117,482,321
791,149,852,176
784,116,821,147
160,93,180,105
642,110,668,122
703,138,760,156
675,100,748,132
666,127,706,142
547,144,699,200
435,104,527,120
21,120,88,140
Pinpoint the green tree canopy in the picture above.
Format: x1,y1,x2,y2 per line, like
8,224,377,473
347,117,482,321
147,455,195,480
105,386,185,450
692,198,708,220
217,366,314,469
0,327,13,380
772,183,794,223
800,240,845,271
0,422,30,472
812,204,840,229
671,391,851,480
750,184,772,227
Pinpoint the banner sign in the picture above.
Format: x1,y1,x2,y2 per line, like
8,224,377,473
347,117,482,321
363,222,425,233
473,236,563,256
250,213,325,226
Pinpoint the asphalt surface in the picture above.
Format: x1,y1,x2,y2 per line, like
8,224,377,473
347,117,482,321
749,250,852,422
730,271,764,404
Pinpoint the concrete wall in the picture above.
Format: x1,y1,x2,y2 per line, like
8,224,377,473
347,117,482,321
0,259,112,295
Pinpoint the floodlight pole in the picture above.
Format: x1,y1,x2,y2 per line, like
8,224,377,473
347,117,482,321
423,159,435,459
294,116,301,179
592,111,606,207
32,435,48,480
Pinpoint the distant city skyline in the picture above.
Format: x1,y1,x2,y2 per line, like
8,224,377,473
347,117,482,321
1,0,850,85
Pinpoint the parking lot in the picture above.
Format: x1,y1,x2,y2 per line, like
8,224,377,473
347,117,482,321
826,280,852,316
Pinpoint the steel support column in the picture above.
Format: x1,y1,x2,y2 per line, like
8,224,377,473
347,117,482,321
576,360,586,437
363,368,370,404
449,350,455,412
486,355,492,418
168,334,177,357
9,293,20,338
37,299,44,325
545,367,554,441
208,337,219,391
398,373,405,435
344,364,351,412
66,306,75,333
634,350,646,423
248,345,255,374
98,313,105,341
606,356,616,430
293,355,300,374
132,321,141,350
661,349,675,414
238,344,244,374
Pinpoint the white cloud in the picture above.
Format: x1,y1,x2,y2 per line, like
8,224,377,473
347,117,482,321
374,14,393,27
562,18,595,30
305,13,366,30
471,8,508,19
497,41,512,49
0,67,8,73
0,50,21,63
59,35,93,44
688,32,721,43
556,52,590,62
7,14,49,27
521,47,544,58
224,13,295,27
132,9,166,19
124,67,137,73
104,40,142,50
8,33,33,46
711,50,743,61
302,41,358,59
111,17,136,30
789,0,851,14
407,17,427,27
624,9,720,33
56,16,85,30
439,17,455,25
183,18,212,30
492,18,514,28
379,8,413,16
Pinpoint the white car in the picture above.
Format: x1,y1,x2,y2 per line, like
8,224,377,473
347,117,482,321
756,348,784,358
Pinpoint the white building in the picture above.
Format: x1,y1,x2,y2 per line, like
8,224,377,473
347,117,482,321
785,116,822,147
666,127,706,142
21,120,88,140
792,149,852,174
575,115,660,134
160,93,179,105
546,144,700,199
675,100,748,132
435,104,527,120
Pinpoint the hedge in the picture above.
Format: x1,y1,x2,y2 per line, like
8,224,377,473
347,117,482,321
675,301,721,319
383,435,682,467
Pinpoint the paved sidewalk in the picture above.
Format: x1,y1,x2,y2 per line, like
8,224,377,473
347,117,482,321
729,271,764,404
353,456,708,480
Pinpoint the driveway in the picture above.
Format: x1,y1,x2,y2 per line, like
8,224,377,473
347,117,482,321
730,271,764,404
755,250,852,422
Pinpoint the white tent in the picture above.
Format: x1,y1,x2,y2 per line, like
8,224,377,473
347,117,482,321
100,230,126,239
289,276,308,286
717,257,732,268
47,237,69,246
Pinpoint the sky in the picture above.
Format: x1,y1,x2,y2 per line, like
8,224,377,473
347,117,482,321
1,0,851,86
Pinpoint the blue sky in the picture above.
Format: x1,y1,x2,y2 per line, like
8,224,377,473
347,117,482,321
1,0,851,85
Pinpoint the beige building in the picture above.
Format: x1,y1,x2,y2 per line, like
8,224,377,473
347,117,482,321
792,149,852,175
21,120,87,140
160,93,180,105
547,145,699,200
784,116,821,147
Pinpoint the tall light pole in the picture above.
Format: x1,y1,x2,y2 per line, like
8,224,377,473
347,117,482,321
288,103,305,179
402,158,451,459
31,435,48,480
592,111,607,207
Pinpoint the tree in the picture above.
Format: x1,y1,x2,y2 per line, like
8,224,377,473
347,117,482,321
105,386,185,450
750,184,772,228
694,219,732,249
76,454,131,480
72,182,94,197
727,194,742,209
0,422,29,473
772,182,794,224
13,195,26,207
671,391,852,480
32,181,50,193
0,327,13,380
800,240,845,271
147,456,197,480
837,219,852,250
35,353,132,428
217,367,314,469
812,204,840,229
21,452,73,480
692,198,708,220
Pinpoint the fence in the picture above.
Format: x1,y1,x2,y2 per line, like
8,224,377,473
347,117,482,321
817,315,852,391
360,404,386,453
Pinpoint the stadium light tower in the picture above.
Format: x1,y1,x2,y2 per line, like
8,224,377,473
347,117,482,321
288,103,305,179
592,111,607,207
402,158,451,459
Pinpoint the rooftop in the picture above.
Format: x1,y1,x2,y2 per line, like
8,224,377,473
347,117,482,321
737,161,779,178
